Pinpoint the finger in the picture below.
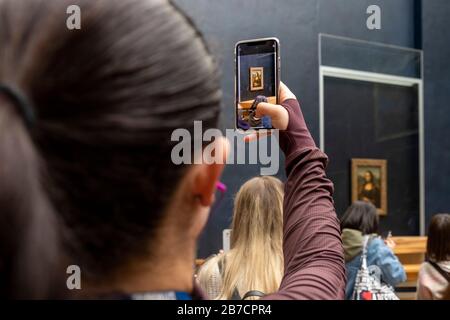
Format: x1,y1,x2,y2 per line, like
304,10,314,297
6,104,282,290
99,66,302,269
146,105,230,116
243,131,272,143
255,102,289,130
244,133,258,143
255,102,283,118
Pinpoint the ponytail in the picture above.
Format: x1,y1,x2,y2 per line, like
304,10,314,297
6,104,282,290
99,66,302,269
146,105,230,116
0,94,62,299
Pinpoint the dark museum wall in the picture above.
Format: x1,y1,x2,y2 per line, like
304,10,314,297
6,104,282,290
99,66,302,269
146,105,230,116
172,0,450,257
422,0,450,229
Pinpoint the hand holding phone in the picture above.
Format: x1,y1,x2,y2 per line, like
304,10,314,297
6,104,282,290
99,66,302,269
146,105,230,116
243,82,294,142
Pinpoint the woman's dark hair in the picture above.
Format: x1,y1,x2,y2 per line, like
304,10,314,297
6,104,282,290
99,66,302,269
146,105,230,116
426,213,450,262
0,92,62,299
340,201,379,235
0,0,221,296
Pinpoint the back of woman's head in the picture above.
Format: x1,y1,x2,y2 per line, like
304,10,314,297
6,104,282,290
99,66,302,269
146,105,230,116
231,176,284,248
426,213,450,262
0,0,221,293
219,176,284,299
340,201,379,235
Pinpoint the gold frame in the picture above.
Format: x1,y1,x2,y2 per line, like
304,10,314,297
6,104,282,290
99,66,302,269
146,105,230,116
249,67,264,91
351,158,387,215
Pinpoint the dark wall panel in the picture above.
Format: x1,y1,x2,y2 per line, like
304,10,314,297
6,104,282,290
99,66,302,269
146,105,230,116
422,1,450,229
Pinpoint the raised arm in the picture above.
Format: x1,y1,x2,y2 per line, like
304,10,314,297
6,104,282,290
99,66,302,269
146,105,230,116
256,85,346,300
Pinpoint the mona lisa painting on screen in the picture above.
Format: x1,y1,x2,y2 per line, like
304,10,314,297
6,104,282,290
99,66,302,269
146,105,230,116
351,159,387,215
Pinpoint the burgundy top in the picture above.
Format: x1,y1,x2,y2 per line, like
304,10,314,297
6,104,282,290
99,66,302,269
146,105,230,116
193,99,345,300
263,99,346,300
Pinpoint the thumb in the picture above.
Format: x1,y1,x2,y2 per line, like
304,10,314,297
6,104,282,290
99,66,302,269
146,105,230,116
243,131,272,143
255,102,283,118
255,102,289,130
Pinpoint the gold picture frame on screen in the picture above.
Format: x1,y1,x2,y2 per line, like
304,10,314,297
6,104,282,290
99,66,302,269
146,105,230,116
351,158,387,215
249,67,264,91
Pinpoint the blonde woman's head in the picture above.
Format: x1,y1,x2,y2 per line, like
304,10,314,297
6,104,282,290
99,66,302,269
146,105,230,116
231,176,284,249
217,176,284,299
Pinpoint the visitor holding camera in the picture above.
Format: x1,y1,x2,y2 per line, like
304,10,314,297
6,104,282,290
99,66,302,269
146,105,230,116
0,0,345,299
340,201,406,300
248,83,346,299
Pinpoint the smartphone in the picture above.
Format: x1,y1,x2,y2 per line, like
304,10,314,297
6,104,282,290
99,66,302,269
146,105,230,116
235,37,280,131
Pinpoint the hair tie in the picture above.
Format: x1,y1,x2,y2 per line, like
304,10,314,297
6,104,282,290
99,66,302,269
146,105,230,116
0,85,35,129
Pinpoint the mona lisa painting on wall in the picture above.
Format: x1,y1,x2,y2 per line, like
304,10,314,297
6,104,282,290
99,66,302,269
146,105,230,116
351,158,387,215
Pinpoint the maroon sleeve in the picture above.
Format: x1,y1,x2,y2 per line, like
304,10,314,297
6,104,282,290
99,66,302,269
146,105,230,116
263,99,346,300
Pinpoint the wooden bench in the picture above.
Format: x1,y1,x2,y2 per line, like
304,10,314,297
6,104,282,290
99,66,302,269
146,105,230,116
392,236,427,300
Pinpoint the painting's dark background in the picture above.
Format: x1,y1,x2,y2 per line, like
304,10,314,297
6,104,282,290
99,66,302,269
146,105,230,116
172,0,450,258
239,53,276,101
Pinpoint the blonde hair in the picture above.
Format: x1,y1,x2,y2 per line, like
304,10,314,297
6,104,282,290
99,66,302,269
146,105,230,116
217,176,284,299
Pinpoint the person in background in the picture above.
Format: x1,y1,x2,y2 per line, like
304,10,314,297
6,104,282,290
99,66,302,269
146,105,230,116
416,213,450,300
341,201,406,299
197,176,284,299
0,0,345,299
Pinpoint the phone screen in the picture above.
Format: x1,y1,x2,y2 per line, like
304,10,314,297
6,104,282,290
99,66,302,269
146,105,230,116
236,39,279,131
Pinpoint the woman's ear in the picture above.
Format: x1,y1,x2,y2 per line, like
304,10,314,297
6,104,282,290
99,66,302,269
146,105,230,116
191,137,229,207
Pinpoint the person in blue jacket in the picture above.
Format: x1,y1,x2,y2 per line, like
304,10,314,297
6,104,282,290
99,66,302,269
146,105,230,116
341,201,407,299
